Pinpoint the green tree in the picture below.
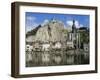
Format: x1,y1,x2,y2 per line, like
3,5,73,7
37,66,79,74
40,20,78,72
79,30,89,48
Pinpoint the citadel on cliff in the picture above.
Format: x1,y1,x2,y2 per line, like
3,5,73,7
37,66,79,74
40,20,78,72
26,18,89,67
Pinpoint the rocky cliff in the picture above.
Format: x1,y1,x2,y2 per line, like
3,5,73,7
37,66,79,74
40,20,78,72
35,19,67,42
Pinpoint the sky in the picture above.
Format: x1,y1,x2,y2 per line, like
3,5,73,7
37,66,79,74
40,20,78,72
25,12,90,32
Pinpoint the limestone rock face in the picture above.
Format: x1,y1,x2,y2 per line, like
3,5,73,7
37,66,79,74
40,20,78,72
35,19,66,42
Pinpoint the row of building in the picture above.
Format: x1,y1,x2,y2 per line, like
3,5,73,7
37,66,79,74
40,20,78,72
26,20,89,52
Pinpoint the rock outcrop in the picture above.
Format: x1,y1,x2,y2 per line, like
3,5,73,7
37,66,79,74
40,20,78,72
26,19,67,42
35,19,66,42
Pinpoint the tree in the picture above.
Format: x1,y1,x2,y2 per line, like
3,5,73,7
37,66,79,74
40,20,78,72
79,30,89,48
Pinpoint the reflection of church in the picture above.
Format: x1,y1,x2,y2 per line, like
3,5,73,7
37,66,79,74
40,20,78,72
67,20,80,49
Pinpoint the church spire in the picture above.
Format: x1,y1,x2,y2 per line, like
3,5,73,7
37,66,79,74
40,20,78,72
72,20,76,33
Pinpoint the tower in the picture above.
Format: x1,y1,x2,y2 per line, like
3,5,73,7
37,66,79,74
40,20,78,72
67,20,80,49
72,20,77,33
72,20,77,48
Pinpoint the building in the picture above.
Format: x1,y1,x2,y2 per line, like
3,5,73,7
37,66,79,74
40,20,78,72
84,43,89,52
41,42,50,51
26,45,33,51
67,41,74,48
67,20,81,49
54,41,62,49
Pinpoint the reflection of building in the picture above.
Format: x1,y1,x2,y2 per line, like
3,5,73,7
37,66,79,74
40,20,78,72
67,20,80,49
42,53,50,64
83,43,89,59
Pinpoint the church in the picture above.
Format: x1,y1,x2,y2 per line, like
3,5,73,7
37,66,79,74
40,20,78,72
67,20,80,49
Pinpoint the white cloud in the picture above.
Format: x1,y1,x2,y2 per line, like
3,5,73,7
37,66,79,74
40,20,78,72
44,19,49,23
66,21,73,26
66,20,83,28
26,16,40,33
26,16,36,21
42,19,49,26
26,26,33,33
75,20,80,28
80,24,83,27
26,23,39,33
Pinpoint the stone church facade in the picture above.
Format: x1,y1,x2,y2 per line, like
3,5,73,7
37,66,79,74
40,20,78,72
67,20,80,49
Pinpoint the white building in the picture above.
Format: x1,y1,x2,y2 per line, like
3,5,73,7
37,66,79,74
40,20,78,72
41,41,62,51
41,43,50,51
67,41,74,48
54,42,62,49
26,45,33,51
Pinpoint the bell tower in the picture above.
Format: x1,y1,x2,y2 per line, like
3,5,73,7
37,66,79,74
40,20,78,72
72,20,76,33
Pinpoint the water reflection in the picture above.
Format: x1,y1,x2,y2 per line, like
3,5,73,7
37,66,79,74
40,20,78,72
26,49,89,67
